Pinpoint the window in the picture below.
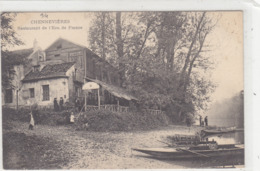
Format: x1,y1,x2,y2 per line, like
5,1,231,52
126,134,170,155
39,55,43,61
29,88,35,98
5,89,12,103
54,54,60,57
42,85,49,101
69,51,82,57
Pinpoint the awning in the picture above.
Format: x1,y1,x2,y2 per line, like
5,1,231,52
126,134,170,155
86,78,138,101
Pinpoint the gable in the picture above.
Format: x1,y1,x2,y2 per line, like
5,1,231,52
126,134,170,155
45,38,85,52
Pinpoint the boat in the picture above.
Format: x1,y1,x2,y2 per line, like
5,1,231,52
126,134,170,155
165,134,201,146
201,128,244,136
163,135,217,147
132,144,244,160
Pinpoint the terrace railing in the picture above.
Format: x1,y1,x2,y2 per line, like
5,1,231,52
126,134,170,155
15,104,165,116
85,104,130,113
83,104,165,115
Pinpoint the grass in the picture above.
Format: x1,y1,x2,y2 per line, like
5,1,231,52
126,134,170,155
3,132,71,169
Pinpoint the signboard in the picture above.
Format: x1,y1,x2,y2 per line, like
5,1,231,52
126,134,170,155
82,82,100,90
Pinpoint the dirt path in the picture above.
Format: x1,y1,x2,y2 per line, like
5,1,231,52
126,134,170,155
4,121,204,169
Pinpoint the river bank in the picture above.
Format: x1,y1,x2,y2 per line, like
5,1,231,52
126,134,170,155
3,120,209,169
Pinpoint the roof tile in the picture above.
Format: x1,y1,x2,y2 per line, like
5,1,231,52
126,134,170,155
23,62,75,82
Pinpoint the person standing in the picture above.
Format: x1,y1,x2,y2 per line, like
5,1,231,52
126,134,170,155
54,98,59,111
199,115,203,126
28,112,35,130
75,98,81,112
59,97,64,111
70,111,75,124
204,116,208,126
31,103,39,125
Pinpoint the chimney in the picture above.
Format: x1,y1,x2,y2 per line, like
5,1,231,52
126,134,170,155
33,38,38,51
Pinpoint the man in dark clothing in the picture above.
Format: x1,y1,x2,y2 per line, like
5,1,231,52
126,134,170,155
54,98,59,111
204,116,208,126
59,97,64,111
75,98,81,112
199,115,203,126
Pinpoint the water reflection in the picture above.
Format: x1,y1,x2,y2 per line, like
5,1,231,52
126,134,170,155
204,132,244,144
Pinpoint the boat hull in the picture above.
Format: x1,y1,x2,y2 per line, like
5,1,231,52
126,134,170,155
201,129,244,136
132,146,244,160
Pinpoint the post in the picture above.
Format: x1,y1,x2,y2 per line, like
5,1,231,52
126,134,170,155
98,89,100,109
84,78,87,111
117,99,119,112
85,92,87,111
16,90,19,110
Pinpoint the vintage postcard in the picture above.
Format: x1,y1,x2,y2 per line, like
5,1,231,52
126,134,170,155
1,9,245,169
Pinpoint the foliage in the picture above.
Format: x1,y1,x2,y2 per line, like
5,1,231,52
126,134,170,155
185,112,196,127
2,107,30,122
2,107,72,126
89,12,218,121
75,109,171,131
1,12,24,91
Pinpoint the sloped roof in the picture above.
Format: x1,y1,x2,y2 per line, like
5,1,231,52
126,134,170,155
44,37,86,51
86,77,138,101
85,48,119,73
46,38,119,73
23,62,75,82
8,48,34,65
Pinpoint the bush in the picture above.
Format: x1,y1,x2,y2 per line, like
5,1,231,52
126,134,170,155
185,112,195,127
2,107,72,126
2,107,30,122
35,110,72,126
2,107,171,131
75,109,171,132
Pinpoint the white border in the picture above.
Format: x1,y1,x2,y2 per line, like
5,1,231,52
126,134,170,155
0,0,259,171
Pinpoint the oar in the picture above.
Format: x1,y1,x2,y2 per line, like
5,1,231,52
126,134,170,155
157,140,173,147
177,148,210,158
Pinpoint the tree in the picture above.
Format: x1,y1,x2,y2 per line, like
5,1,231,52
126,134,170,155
1,12,24,91
89,12,117,63
88,12,217,121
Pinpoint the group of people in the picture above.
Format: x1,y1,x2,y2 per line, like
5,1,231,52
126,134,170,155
199,115,208,126
28,97,84,130
53,97,64,111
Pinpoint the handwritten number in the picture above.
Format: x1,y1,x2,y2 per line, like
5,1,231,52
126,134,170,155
40,13,48,18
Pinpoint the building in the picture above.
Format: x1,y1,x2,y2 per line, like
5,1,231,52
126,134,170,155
2,39,45,107
3,38,137,109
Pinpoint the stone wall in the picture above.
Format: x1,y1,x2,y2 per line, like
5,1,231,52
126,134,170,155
20,78,69,107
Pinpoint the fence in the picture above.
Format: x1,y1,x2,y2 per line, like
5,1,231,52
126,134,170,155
11,104,165,116
85,104,130,113
144,109,165,115
83,104,165,115
17,105,53,111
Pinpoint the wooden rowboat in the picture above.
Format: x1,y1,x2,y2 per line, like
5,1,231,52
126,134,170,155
132,144,244,160
201,128,244,136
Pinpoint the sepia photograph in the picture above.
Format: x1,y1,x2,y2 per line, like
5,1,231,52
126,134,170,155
1,11,244,169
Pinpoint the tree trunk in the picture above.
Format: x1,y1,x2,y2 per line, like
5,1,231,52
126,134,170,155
101,12,106,59
183,32,208,93
179,12,206,90
116,12,124,86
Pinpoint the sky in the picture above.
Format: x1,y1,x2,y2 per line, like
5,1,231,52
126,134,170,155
9,11,243,103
